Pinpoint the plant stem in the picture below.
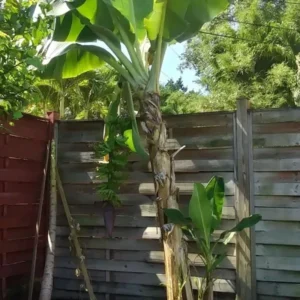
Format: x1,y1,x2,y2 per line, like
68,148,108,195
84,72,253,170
147,0,167,93
115,20,148,82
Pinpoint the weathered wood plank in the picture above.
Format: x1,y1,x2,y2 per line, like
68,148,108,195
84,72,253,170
164,112,234,128
54,279,166,297
235,99,256,300
255,221,300,232
60,165,234,184
56,226,236,243
255,183,300,196
138,182,235,196
58,204,236,221
56,237,236,254
58,148,234,163
255,172,300,183
252,109,300,124
256,245,300,257
253,121,300,134
254,159,300,172
255,208,300,221
56,247,236,269
257,282,300,297
254,147,300,160
255,196,300,208
256,257,300,271
167,137,233,150
254,133,300,148
256,232,300,246
257,269,300,283
53,270,235,293
56,237,163,251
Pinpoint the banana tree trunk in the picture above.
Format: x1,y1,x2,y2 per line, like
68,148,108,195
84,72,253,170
141,92,193,300
203,281,213,300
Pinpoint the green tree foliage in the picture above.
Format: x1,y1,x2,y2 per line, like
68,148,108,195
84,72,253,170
182,0,300,110
0,0,50,118
160,77,207,114
27,67,117,119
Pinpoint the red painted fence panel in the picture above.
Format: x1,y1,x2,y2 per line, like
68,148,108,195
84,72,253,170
0,113,52,299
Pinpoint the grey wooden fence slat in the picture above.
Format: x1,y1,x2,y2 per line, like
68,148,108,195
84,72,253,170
256,244,300,257
257,282,300,298
252,109,300,124
235,99,256,300
256,269,300,283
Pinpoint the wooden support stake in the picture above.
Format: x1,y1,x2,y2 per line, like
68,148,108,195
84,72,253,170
235,98,256,300
56,168,97,300
28,141,51,300
39,134,57,300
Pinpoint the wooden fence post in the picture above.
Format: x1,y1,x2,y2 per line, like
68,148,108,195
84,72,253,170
235,98,256,300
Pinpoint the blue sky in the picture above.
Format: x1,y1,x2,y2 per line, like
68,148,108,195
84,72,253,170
161,42,199,91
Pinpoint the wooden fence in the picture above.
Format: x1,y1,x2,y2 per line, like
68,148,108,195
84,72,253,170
53,100,300,300
0,114,53,299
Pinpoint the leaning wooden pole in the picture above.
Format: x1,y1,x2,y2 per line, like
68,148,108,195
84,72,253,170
56,168,97,300
28,141,51,300
39,138,57,300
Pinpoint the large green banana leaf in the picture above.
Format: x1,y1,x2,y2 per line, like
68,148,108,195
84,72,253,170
44,0,228,80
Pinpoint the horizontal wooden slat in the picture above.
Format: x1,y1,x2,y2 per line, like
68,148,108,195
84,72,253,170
58,121,104,143
57,208,235,225
255,172,300,183
0,135,47,161
252,109,300,124
255,208,300,221
0,115,49,141
256,245,300,257
254,133,300,148
257,282,300,297
53,269,235,293
254,147,300,160
56,226,236,243
0,238,45,254
167,137,233,150
256,232,300,246
58,148,234,163
257,269,300,283
256,257,300,271
253,121,300,134
164,112,234,128
56,237,236,254
255,221,300,232
0,260,43,278
0,192,39,205
0,215,37,228
254,159,300,172
255,196,300,208
54,279,166,298
59,165,234,184
60,183,235,204
56,248,236,268
0,169,41,183
255,183,300,196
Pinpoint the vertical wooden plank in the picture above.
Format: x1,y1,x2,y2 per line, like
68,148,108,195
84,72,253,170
105,249,111,300
235,98,256,300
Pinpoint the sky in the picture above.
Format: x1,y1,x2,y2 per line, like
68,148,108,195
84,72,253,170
161,42,199,91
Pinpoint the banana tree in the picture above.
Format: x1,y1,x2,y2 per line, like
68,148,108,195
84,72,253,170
42,1,228,299
165,177,261,299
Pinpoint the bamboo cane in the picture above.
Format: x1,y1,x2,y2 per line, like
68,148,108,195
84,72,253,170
28,141,51,300
56,168,97,300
